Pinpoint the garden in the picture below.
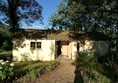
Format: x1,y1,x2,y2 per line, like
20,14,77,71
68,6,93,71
0,51,57,83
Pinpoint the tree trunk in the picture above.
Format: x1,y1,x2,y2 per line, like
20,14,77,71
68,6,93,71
7,0,19,34
116,28,118,52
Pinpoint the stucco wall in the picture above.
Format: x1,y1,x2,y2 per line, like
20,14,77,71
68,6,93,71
13,39,56,61
67,42,77,60
60,41,77,60
79,40,109,56
61,45,68,56
13,39,109,61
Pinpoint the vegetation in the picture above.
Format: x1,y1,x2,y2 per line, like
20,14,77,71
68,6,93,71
75,51,118,83
0,0,43,32
0,26,12,51
0,0,118,82
50,0,118,50
49,1,118,82
0,59,14,82
0,0,43,50
0,51,57,82
0,51,12,61
14,61,57,81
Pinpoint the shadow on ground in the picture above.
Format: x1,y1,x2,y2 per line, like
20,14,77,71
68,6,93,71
74,64,84,83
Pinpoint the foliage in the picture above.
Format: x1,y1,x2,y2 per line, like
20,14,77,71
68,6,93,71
98,51,118,64
98,51,118,82
26,61,56,79
76,52,111,82
26,67,43,79
46,61,57,71
14,61,44,80
0,26,12,51
50,0,118,50
2,40,11,50
0,59,14,81
14,61,57,80
0,0,43,31
50,0,118,32
0,51,12,61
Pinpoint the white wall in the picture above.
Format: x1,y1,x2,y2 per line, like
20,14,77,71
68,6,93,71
60,41,77,60
13,39,109,61
79,40,109,56
69,42,77,60
13,39,56,61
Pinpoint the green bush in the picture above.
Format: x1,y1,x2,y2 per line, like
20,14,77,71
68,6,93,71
76,52,111,83
26,67,43,79
98,51,118,64
2,41,12,51
0,60,14,81
46,61,56,71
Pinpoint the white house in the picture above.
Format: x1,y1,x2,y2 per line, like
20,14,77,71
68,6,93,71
13,29,110,61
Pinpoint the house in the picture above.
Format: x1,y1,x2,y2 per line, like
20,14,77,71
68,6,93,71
13,29,110,61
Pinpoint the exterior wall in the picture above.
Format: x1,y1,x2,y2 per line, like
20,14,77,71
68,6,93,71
60,40,109,60
13,39,56,61
13,39,109,61
79,40,109,56
68,42,72,58
61,46,68,56
60,41,77,60
60,41,69,56
67,42,77,60
71,42,77,59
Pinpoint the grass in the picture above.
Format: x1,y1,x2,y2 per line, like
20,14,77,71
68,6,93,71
0,51,12,61
0,51,57,81
13,61,57,80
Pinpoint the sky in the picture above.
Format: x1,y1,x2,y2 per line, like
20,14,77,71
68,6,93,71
34,0,61,29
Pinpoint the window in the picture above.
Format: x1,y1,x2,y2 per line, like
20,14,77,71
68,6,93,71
30,42,41,49
37,42,41,48
31,42,35,49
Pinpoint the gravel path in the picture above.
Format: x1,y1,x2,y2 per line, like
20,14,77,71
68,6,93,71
33,55,76,83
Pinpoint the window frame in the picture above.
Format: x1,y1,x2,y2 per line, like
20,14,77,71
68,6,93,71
30,42,42,49
37,42,41,49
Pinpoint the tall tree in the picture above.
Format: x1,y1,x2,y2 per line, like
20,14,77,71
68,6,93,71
0,0,43,32
50,0,118,50
50,0,118,31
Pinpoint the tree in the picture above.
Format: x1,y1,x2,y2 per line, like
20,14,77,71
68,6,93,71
50,0,117,31
0,0,43,32
50,0,118,50
0,25,11,50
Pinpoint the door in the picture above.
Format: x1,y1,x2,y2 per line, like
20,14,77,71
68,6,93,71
61,41,70,56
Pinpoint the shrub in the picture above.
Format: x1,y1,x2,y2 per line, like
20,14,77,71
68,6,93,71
76,52,111,82
2,41,12,51
26,67,44,79
0,59,14,81
46,61,56,71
